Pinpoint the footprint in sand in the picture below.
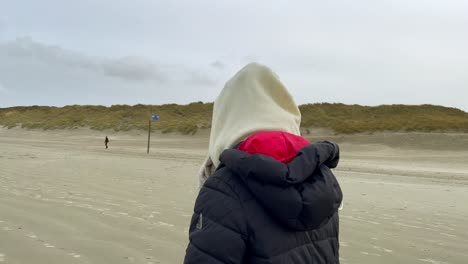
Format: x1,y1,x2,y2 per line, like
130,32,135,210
124,256,135,262
27,233,38,239
439,232,456,238
146,256,161,264
372,245,393,253
157,221,175,228
68,253,81,258
361,251,382,257
419,259,449,264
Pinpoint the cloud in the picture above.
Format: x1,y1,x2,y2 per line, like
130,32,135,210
210,61,225,70
1,1,467,109
0,37,220,106
0,37,219,85
182,68,217,86
1,37,167,83
101,56,165,82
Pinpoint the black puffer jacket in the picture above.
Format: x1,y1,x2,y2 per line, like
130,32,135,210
184,141,343,264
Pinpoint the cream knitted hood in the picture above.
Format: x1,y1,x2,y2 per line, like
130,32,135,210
198,63,302,187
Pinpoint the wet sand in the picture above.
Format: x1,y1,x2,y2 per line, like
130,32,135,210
0,128,467,264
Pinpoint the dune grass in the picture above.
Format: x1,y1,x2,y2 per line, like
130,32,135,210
1,102,467,134
300,103,468,134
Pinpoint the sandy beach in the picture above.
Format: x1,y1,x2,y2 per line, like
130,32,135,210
1,128,467,264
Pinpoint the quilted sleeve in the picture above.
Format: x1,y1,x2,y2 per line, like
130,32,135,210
184,175,248,264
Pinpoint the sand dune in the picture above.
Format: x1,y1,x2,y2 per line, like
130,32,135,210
1,128,467,263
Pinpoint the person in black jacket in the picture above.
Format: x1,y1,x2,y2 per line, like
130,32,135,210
105,136,109,149
184,63,343,264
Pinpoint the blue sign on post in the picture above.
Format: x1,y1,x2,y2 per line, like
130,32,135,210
147,115,160,154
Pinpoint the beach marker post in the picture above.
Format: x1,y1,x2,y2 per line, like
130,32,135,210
147,115,160,154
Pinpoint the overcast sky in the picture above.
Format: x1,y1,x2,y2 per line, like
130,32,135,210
1,0,467,110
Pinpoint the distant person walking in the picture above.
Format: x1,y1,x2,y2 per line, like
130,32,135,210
184,63,343,263
105,136,109,149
